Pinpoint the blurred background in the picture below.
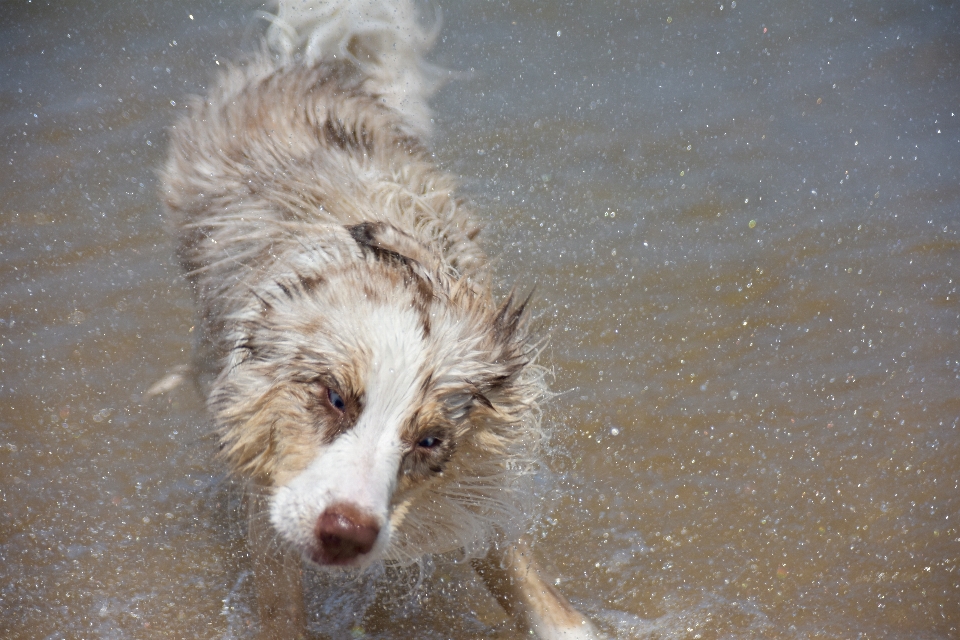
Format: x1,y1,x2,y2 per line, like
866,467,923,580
1,0,957,637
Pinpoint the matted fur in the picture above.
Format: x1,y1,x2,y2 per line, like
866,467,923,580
161,0,546,567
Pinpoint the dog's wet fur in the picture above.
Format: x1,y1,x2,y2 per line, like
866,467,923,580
162,1,601,637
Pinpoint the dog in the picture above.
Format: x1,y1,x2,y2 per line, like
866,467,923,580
161,1,602,638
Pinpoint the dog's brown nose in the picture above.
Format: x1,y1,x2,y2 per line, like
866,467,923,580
312,503,380,565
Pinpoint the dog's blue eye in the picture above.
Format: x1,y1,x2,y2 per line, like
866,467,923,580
417,436,441,449
327,388,346,412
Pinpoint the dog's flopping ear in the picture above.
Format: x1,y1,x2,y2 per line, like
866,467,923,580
484,287,536,386
347,221,441,272
492,288,535,347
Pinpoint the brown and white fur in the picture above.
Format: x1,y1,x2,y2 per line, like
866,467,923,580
162,1,602,638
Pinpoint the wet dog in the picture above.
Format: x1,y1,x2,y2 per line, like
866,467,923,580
162,1,601,637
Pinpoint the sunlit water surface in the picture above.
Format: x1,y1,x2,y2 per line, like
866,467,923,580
2,0,958,638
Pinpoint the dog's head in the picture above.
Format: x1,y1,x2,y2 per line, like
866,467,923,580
212,222,544,568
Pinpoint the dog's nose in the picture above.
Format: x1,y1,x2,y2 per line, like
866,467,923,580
312,503,380,565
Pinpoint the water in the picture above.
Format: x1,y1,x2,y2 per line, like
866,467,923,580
2,0,958,637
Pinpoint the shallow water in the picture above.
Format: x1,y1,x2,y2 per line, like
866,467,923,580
2,0,958,638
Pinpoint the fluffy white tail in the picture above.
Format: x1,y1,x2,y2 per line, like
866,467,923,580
266,0,442,134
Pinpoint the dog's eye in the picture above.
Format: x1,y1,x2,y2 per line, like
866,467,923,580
417,436,441,449
327,388,346,412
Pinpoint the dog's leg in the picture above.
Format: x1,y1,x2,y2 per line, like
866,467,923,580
246,488,309,640
472,537,605,640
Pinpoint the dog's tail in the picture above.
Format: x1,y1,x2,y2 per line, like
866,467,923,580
265,0,442,134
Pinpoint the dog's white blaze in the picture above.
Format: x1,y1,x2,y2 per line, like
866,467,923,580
270,300,428,564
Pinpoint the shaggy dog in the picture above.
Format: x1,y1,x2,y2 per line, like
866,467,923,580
162,1,601,638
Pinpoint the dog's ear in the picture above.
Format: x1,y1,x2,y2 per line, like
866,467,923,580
347,221,441,272
469,287,536,398
493,288,533,345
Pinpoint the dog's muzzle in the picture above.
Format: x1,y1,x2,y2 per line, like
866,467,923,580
311,503,381,565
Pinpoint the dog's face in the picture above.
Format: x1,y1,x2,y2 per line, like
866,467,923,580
211,224,542,568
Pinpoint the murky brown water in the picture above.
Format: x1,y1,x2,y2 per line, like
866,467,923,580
2,0,958,638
